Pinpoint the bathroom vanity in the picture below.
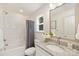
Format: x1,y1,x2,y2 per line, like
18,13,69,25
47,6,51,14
35,3,79,56
35,39,79,56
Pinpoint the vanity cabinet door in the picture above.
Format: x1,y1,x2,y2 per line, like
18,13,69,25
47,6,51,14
36,45,51,56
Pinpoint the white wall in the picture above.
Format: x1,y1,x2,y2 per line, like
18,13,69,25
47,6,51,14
30,4,50,41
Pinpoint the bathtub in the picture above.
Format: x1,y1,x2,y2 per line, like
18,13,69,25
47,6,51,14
0,46,26,56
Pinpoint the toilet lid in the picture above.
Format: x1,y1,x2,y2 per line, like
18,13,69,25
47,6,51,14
25,47,36,55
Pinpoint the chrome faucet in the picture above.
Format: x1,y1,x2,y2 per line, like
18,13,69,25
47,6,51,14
57,37,62,45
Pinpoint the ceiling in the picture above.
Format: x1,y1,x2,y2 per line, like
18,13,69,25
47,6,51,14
0,3,48,17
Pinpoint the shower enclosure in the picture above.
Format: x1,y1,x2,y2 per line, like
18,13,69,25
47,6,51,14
0,10,26,56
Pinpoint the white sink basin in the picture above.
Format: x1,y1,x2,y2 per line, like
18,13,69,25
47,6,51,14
46,45,65,53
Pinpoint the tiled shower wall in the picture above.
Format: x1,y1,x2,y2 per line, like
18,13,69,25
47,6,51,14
0,12,27,50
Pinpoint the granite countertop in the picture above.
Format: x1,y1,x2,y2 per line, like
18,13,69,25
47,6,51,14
35,40,79,56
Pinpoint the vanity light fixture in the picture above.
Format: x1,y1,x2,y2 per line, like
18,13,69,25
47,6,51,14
49,3,56,9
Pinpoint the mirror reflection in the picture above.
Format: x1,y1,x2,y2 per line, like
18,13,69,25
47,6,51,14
50,4,76,40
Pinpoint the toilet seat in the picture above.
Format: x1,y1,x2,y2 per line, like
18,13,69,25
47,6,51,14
25,47,36,56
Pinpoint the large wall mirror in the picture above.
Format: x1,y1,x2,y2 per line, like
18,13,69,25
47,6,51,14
50,4,77,40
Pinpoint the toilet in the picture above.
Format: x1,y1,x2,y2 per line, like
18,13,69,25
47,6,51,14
25,47,36,56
